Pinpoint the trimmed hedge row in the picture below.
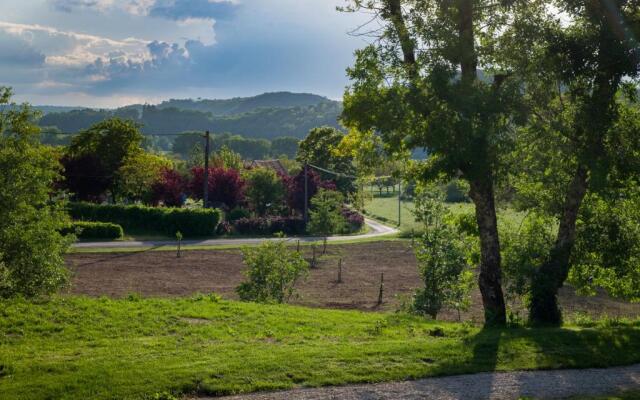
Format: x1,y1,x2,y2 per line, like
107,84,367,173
68,202,221,237
62,221,124,240
233,217,306,236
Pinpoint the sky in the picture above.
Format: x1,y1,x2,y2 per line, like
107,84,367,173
0,0,371,108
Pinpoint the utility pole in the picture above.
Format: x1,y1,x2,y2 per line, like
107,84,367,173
303,162,309,223
203,130,210,208
398,179,402,227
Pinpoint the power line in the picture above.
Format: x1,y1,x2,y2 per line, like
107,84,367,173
41,131,190,137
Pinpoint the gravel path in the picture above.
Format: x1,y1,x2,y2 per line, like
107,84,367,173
72,218,398,249
213,364,640,400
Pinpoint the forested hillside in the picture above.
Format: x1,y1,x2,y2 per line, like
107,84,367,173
38,92,343,139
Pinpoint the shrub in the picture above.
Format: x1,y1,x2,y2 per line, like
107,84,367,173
232,216,306,236
268,216,306,235
341,207,365,233
63,221,124,240
150,168,187,207
67,202,221,237
233,217,269,235
236,239,309,303
227,207,251,222
189,167,245,209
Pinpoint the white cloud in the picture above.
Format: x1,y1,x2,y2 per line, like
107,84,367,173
0,21,150,66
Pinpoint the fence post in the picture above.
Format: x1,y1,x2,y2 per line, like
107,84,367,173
377,272,384,305
338,258,343,283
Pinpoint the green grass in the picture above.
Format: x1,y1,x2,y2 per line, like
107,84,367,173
565,391,640,400
2,297,640,400
363,194,523,233
69,236,404,254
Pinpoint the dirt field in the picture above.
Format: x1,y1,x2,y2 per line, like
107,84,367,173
66,242,640,322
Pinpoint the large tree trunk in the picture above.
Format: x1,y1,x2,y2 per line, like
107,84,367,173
469,178,507,326
529,165,589,325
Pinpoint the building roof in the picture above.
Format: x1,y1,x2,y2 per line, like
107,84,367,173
245,159,288,176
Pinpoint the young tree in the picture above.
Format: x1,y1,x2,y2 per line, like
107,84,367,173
0,87,72,298
236,239,309,303
308,189,346,243
412,187,474,319
341,0,525,325
243,167,286,216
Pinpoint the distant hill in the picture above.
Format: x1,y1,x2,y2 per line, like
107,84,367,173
38,92,343,139
158,92,332,116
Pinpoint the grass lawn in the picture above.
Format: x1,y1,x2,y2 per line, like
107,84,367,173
1,297,640,400
363,194,523,233
566,392,640,400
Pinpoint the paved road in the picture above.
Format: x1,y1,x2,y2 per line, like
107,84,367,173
72,218,399,249
213,363,640,400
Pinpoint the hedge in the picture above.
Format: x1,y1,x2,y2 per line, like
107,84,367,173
68,202,221,237
233,217,306,236
62,221,124,240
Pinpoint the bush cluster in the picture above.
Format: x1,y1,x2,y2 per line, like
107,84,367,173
341,207,365,233
68,202,221,237
62,221,124,240
233,216,306,236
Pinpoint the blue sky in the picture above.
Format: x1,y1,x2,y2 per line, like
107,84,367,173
0,0,370,107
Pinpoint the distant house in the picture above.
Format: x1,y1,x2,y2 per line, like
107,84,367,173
244,159,288,176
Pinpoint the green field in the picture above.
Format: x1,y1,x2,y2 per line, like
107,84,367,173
363,193,521,233
2,296,640,400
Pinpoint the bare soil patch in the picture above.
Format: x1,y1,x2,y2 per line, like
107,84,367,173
66,242,640,321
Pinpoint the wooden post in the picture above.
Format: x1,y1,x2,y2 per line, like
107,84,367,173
311,244,317,268
411,229,415,247
338,258,343,283
377,272,384,305
296,239,300,253
203,131,210,208
322,237,327,255
176,231,183,258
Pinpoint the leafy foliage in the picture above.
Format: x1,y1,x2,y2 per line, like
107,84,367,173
68,202,221,237
0,87,72,298
62,118,145,201
411,186,473,319
117,152,172,203
189,167,245,209
63,221,124,240
150,168,187,207
308,189,346,236
297,126,355,193
243,167,286,216
236,240,309,303
570,189,640,302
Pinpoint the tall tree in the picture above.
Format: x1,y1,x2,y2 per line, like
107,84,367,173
63,118,144,202
341,0,525,325
298,126,356,194
510,0,640,324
